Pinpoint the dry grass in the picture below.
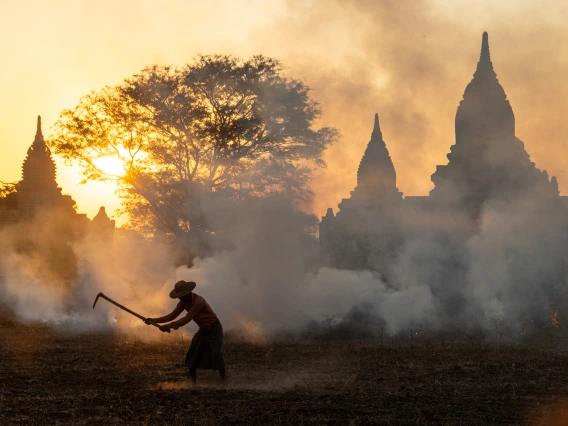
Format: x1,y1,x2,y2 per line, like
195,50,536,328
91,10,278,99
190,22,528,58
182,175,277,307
2,318,568,425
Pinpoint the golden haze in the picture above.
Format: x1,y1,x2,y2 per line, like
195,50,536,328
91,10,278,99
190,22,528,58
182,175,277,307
1,0,567,223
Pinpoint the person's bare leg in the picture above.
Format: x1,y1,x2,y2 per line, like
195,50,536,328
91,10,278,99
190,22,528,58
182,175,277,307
189,368,197,385
219,369,227,384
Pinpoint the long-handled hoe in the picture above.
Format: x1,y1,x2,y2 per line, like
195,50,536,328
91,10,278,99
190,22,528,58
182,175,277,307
92,292,170,333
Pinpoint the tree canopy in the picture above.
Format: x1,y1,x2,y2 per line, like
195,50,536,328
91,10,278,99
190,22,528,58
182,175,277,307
0,181,16,199
51,55,337,252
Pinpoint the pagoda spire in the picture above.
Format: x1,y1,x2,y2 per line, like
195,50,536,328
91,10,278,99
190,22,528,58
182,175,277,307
480,31,490,64
33,115,46,148
21,114,57,190
474,31,496,78
355,113,400,202
371,113,382,139
430,32,557,202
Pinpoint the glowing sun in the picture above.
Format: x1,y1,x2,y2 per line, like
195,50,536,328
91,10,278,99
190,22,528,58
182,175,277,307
93,156,126,177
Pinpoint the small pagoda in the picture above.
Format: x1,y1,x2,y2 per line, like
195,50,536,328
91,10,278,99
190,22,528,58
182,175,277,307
0,116,115,279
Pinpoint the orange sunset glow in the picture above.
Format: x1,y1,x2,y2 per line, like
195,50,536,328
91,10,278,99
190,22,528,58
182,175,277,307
5,2,568,424
1,0,568,223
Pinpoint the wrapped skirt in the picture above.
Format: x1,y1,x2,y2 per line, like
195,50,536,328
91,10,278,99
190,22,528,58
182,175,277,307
185,319,226,370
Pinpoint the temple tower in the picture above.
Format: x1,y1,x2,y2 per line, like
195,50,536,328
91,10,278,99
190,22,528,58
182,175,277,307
20,116,58,191
354,113,402,204
90,206,116,245
455,31,515,148
333,113,403,214
430,32,557,204
0,115,116,280
320,113,402,271
16,116,77,215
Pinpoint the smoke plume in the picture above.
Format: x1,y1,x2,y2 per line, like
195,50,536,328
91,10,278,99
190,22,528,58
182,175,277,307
0,189,566,340
2,0,568,340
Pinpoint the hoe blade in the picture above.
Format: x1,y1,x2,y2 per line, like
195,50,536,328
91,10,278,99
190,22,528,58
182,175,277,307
93,292,104,309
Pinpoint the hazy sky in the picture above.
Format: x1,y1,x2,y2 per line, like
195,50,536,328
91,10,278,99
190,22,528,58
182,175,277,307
1,0,567,223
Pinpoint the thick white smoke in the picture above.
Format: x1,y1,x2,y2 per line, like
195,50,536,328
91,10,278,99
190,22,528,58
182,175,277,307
170,192,566,337
1,192,566,339
0,218,176,335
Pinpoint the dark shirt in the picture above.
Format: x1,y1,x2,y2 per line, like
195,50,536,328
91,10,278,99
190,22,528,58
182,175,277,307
154,293,218,329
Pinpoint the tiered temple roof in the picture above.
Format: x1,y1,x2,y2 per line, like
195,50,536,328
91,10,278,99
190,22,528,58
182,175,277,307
20,116,58,192
333,113,402,215
355,113,400,202
430,32,557,203
320,32,565,273
13,116,78,216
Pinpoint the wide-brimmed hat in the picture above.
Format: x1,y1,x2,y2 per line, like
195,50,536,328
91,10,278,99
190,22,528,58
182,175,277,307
169,280,196,299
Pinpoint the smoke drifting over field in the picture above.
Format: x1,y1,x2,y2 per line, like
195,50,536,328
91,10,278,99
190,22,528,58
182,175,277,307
0,222,172,334
176,194,567,337
2,1,568,339
0,199,438,336
0,190,566,339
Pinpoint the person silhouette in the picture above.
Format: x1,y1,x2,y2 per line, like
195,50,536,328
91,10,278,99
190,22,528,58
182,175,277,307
146,280,226,384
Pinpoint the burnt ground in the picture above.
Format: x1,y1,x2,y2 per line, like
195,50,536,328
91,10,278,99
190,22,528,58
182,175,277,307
2,320,568,425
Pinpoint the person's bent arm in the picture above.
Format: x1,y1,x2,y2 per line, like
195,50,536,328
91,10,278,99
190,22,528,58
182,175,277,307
166,297,205,330
149,302,184,324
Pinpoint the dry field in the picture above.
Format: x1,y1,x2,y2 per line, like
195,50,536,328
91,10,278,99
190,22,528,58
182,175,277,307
3,317,568,425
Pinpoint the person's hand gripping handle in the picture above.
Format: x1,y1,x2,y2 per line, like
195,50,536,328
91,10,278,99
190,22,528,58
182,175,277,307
144,318,171,333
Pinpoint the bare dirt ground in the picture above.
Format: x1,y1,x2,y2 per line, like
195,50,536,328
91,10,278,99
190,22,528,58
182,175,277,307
2,318,568,425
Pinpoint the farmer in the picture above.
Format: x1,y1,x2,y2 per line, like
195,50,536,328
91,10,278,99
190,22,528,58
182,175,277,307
146,280,226,384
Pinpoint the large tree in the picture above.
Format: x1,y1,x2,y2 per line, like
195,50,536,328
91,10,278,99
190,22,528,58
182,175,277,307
51,55,337,252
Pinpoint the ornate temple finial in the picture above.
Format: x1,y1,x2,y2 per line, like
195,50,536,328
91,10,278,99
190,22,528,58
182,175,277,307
372,113,382,139
471,31,496,80
33,115,46,147
480,31,490,64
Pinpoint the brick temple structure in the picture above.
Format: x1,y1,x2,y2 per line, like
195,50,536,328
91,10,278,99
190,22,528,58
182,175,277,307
0,116,115,279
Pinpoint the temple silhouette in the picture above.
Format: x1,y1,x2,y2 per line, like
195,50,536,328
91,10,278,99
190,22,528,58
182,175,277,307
0,116,115,279
320,33,568,285
430,32,558,204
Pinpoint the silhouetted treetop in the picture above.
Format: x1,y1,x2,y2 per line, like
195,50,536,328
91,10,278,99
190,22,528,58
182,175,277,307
0,181,16,199
51,55,337,246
